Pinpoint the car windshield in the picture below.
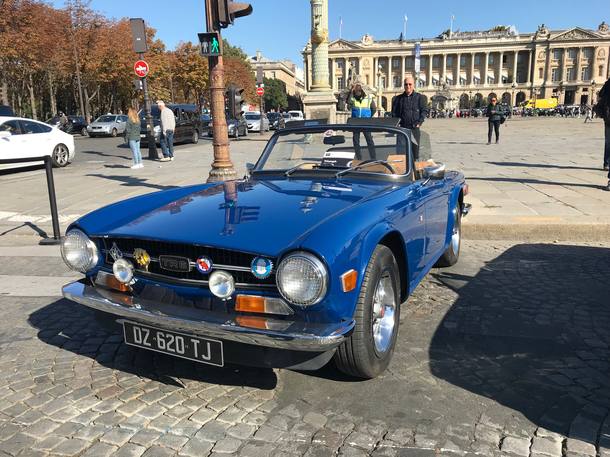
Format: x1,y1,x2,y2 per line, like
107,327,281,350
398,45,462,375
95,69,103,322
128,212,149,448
254,127,414,176
96,115,115,123
245,114,261,120
267,113,279,120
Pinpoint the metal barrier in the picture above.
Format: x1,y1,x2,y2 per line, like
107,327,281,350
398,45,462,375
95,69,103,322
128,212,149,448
0,156,61,245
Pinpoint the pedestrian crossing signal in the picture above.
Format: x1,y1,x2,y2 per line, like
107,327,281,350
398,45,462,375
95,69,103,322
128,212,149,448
198,32,222,57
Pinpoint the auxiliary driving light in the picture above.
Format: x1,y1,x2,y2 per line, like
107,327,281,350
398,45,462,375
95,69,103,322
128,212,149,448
113,258,135,284
209,270,235,299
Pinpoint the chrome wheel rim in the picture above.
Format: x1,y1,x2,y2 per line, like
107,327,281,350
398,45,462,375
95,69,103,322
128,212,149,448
372,272,396,354
451,209,460,254
53,145,68,166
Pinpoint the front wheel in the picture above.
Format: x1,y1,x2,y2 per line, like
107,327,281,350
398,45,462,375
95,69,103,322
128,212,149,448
192,130,199,144
434,203,462,267
111,128,118,137
334,245,400,379
51,144,70,167
81,127,88,136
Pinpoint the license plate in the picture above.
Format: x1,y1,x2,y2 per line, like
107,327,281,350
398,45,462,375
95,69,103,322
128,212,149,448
123,321,224,366
140,134,146,138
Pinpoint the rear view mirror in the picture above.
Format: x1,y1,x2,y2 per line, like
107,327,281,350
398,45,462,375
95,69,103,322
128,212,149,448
323,135,346,145
423,164,446,180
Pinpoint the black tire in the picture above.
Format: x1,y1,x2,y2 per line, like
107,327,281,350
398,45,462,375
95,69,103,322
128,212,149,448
81,127,88,136
434,203,462,267
51,144,70,167
192,130,199,144
334,245,401,379
111,128,118,137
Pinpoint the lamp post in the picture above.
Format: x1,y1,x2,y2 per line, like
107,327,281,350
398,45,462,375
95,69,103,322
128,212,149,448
468,90,473,112
377,64,384,116
511,82,516,110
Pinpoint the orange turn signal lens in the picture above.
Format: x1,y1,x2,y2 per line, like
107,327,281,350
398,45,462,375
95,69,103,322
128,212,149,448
95,271,130,293
341,269,358,292
235,295,266,313
235,315,269,330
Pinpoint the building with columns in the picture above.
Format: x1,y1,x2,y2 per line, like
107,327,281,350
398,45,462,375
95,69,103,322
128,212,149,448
302,22,610,111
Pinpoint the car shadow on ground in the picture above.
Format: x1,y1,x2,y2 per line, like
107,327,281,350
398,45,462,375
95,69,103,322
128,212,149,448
28,298,278,390
86,173,179,191
486,161,603,172
430,243,610,443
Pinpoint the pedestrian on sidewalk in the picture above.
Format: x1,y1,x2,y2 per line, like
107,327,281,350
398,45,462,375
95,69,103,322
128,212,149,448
486,97,503,144
584,105,593,123
125,108,143,169
392,76,428,160
595,79,610,190
157,100,176,162
348,83,377,159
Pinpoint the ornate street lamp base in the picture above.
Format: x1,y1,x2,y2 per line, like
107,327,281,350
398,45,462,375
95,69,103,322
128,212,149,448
207,166,237,183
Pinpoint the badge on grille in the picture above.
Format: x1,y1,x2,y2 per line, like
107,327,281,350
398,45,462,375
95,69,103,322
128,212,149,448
159,255,191,273
196,256,213,274
251,257,273,279
133,248,151,271
109,243,123,262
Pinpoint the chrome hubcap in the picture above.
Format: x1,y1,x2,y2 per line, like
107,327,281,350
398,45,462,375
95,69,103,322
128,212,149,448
54,146,68,165
372,273,396,354
451,209,460,253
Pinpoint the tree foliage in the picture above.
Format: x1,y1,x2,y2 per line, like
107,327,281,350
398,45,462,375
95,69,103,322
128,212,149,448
263,77,288,111
0,0,252,120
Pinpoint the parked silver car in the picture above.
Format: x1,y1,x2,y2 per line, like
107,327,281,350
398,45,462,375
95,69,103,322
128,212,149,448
87,114,128,137
244,113,270,132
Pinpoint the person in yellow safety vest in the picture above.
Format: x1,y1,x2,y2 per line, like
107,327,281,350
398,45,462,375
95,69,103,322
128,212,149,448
348,83,377,159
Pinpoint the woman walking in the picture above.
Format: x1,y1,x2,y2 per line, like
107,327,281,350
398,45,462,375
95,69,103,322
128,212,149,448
126,107,143,169
486,97,502,144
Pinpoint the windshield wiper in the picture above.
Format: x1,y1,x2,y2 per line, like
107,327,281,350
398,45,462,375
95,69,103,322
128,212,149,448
284,162,319,177
335,159,400,178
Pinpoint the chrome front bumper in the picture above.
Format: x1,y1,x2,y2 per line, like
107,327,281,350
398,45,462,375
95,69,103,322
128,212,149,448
62,281,354,352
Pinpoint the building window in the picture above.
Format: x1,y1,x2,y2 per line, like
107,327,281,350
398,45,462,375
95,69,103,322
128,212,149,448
568,48,577,59
460,55,467,66
271,71,276,78
502,54,508,64
473,76,480,85
538,68,543,79
405,57,413,68
553,49,562,60
392,58,399,69
583,48,593,59
581,66,591,81
474,54,481,65
551,68,560,82
487,75,495,84
567,67,575,81
600,65,605,77
337,77,344,89
488,54,494,65
393,76,401,88
447,56,453,66
433,56,441,67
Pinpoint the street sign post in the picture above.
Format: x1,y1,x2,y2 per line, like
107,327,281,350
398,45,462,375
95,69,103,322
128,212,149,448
134,60,149,78
256,87,264,97
198,32,222,57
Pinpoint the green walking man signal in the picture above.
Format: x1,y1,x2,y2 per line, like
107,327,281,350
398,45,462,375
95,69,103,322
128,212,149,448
198,32,222,57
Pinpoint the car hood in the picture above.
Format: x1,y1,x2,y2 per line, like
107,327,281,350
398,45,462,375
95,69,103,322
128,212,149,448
77,178,395,257
90,122,113,127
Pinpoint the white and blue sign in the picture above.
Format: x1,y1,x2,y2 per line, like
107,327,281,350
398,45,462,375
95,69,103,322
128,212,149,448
196,256,213,274
251,257,273,279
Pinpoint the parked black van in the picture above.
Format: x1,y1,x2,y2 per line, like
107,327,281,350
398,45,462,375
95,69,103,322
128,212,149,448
140,104,203,146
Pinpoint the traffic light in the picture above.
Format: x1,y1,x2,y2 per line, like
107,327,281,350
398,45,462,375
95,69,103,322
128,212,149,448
212,0,253,30
225,85,244,118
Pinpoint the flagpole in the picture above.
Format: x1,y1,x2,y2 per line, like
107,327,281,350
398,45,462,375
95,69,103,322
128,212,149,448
403,15,408,38
450,14,454,38
339,16,343,39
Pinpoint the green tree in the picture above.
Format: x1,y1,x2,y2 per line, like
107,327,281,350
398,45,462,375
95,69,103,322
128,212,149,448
222,39,248,61
262,77,288,111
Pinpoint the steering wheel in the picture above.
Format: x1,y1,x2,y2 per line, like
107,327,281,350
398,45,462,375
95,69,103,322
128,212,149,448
358,159,396,174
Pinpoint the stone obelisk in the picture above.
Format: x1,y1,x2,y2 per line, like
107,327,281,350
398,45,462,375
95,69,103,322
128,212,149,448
303,0,336,123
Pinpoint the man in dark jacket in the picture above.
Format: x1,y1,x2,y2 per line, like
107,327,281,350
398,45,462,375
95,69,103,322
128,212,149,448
596,78,610,191
392,76,428,160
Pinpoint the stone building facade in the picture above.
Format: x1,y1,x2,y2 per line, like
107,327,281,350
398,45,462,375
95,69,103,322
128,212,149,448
249,52,305,96
302,22,610,110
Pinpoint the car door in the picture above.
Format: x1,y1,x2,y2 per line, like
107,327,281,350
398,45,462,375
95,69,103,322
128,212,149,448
117,116,128,134
0,120,25,170
420,175,450,263
19,120,53,159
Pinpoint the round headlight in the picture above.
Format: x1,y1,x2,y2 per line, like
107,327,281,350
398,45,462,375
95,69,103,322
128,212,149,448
60,229,99,273
113,258,134,284
277,252,328,306
209,271,235,299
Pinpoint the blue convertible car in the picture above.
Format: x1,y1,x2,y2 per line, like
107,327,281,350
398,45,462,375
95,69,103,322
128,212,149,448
61,122,469,378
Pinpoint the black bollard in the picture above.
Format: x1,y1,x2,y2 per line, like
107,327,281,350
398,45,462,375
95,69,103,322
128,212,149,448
39,156,62,245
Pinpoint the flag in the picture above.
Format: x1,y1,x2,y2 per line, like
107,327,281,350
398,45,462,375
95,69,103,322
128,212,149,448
404,15,408,22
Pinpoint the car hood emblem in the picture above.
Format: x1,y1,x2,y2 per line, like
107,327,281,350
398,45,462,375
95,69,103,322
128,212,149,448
109,243,123,262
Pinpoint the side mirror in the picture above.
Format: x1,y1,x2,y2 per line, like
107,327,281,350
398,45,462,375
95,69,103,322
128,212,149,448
422,163,446,180
0,131,11,139
246,162,255,172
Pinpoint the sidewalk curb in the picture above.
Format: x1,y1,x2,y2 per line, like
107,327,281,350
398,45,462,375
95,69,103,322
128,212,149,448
463,223,610,241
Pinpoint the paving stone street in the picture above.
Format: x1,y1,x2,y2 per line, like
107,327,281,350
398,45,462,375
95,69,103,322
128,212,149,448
0,240,609,457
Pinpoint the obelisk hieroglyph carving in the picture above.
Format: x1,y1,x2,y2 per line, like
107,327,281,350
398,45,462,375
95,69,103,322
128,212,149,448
310,0,331,91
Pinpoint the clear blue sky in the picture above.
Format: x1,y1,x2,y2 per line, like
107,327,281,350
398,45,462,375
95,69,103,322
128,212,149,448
51,0,608,67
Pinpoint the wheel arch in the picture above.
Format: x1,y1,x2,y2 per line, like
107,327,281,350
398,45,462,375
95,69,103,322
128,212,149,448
443,185,464,246
378,231,409,303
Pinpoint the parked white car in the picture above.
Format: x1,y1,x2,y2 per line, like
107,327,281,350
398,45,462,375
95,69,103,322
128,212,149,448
87,114,128,137
244,113,270,132
0,116,75,170
286,110,304,123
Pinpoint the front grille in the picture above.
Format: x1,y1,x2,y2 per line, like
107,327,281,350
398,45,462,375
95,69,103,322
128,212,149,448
98,237,276,286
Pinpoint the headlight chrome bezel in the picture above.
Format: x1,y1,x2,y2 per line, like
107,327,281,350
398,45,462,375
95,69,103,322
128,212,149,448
276,251,329,307
60,229,99,273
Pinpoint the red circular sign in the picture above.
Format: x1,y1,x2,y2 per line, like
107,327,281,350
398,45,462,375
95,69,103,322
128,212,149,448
256,87,264,96
134,60,149,78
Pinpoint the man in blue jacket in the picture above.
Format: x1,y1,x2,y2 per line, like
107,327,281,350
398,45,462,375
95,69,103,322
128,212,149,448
392,76,429,160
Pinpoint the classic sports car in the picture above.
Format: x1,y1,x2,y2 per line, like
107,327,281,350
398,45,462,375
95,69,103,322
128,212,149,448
61,121,469,379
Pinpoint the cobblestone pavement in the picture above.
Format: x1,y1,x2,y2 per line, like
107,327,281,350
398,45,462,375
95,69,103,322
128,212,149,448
0,241,609,456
